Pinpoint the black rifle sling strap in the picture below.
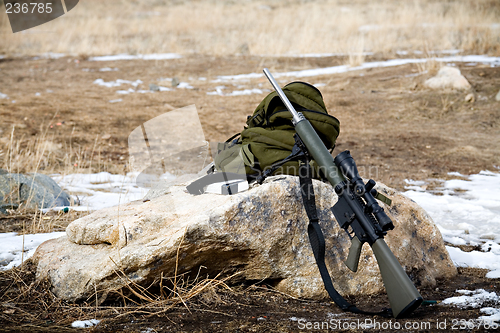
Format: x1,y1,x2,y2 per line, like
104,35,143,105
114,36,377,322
298,158,392,318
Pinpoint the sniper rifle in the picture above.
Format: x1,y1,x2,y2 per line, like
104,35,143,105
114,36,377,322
263,68,423,318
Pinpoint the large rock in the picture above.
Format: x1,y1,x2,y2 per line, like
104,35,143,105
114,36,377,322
0,171,72,213
424,66,471,90
32,176,456,302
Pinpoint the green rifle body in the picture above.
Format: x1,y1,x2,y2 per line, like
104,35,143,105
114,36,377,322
263,68,423,318
296,116,422,318
372,239,423,318
294,120,345,185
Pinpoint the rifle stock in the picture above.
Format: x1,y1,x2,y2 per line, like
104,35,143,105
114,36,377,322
372,239,423,318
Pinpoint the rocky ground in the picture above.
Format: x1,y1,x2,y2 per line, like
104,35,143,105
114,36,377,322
0,54,500,332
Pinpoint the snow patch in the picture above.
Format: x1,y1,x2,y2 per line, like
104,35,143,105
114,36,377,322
480,307,500,323
49,172,149,212
89,54,182,61
93,79,143,88
32,53,66,60
71,319,100,328
446,247,500,272
207,86,264,96
405,171,500,278
442,289,500,309
99,67,119,72
227,88,263,96
177,82,194,89
217,55,500,81
0,232,65,270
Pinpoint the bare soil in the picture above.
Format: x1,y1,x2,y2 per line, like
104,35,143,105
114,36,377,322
1,54,500,332
1,262,499,333
1,54,499,187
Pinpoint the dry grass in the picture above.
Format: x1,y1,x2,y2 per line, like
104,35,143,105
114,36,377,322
1,0,499,57
0,209,87,234
105,267,240,318
0,123,110,233
416,54,444,75
0,258,244,330
1,123,107,176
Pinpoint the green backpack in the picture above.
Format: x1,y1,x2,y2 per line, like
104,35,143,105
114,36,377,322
214,81,340,178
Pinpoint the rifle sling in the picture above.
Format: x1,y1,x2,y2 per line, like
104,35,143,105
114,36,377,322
298,159,392,318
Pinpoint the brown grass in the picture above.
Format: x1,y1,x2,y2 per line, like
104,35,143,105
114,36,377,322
1,123,108,176
1,0,499,57
0,208,87,234
0,123,106,230
0,258,243,330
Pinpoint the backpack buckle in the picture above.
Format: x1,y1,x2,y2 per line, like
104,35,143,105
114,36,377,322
247,112,265,127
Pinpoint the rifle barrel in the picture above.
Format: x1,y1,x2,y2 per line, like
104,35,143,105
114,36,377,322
263,68,303,124
263,68,345,186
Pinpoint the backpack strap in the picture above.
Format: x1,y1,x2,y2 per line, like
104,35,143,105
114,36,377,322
298,158,393,318
186,172,246,195
225,132,241,143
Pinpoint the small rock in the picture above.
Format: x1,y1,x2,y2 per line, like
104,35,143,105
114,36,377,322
0,172,72,212
424,66,471,90
465,93,475,103
171,77,180,87
149,83,160,92
101,134,111,140
496,89,500,102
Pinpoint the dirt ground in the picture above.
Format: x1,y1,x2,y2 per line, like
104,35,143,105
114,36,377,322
1,262,499,332
1,54,499,187
1,54,500,332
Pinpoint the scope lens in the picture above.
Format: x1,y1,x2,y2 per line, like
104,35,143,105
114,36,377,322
376,212,394,231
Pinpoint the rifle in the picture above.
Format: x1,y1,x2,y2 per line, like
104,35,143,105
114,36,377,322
263,68,423,318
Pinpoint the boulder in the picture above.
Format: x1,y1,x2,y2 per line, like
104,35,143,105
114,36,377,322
424,66,471,90
32,176,456,302
0,171,72,213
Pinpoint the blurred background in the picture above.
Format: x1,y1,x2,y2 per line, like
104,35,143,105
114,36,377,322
1,0,499,57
